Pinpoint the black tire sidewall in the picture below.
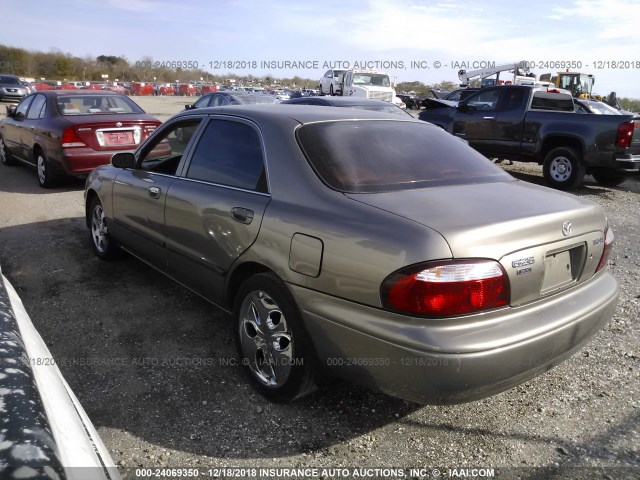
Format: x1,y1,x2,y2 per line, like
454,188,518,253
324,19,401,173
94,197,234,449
233,272,316,402
543,147,585,190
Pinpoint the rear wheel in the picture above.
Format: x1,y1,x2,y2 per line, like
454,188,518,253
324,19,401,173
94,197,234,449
543,147,585,190
235,273,317,402
0,136,16,166
36,150,55,188
591,171,626,187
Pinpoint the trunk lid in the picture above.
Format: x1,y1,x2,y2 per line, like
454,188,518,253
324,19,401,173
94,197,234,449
347,180,609,306
64,116,160,151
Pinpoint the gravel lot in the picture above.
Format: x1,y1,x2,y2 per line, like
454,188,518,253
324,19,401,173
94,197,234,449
0,97,638,479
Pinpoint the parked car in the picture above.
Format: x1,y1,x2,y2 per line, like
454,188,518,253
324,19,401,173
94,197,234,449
318,69,347,95
419,85,640,189
184,91,280,109
85,104,618,405
129,82,154,96
176,83,197,96
283,96,412,117
0,74,30,102
574,98,627,115
0,90,162,187
0,265,120,479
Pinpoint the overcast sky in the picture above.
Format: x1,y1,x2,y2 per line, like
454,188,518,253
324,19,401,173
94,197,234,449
2,0,640,97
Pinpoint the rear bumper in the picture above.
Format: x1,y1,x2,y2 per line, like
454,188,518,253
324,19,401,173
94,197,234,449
293,271,619,404
61,148,131,176
613,153,640,173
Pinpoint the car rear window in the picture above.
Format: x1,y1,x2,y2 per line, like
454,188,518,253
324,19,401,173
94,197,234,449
56,95,143,115
296,120,513,193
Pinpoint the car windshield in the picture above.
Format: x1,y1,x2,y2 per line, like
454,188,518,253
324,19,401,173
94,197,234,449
585,101,623,115
231,94,279,105
352,73,390,87
56,95,143,115
0,75,21,85
297,120,512,193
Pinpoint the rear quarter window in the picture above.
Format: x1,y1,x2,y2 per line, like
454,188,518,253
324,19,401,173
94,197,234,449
296,120,513,193
531,92,575,111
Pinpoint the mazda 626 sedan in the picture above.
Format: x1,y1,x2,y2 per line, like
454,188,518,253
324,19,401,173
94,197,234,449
85,105,619,404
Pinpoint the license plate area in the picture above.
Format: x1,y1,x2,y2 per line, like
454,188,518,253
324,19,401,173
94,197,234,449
96,127,140,147
541,243,585,296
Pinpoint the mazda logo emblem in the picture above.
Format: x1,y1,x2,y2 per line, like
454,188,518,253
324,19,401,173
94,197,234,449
116,122,122,127
562,221,572,236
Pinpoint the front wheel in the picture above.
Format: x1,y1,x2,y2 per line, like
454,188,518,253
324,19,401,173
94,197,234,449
542,147,585,190
0,136,16,166
88,197,122,260
235,273,317,402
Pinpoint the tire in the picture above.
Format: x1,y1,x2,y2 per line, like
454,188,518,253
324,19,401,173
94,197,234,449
36,150,55,188
318,84,324,95
234,272,317,402
542,147,585,190
0,136,16,166
88,197,122,260
591,171,626,187
329,84,334,96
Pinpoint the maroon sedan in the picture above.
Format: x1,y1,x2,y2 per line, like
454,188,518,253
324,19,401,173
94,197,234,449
0,91,161,187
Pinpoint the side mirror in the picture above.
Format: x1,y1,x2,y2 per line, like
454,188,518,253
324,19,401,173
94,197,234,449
5,105,17,117
457,103,468,112
111,152,136,169
185,104,195,110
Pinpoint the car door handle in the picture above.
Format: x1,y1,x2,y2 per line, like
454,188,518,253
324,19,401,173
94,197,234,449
148,186,161,198
483,116,495,119
230,207,254,225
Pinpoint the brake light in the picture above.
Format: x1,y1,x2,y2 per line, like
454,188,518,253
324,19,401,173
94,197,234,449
596,226,615,272
381,260,510,317
616,121,635,148
547,88,560,93
61,127,86,148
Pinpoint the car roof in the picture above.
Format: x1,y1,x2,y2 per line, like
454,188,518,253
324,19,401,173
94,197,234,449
286,97,394,107
172,103,420,125
34,90,126,96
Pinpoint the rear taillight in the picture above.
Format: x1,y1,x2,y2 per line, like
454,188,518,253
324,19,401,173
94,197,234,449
615,121,635,148
61,127,86,148
381,260,510,317
596,226,615,272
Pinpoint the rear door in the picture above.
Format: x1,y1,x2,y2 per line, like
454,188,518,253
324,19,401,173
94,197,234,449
21,94,47,161
493,87,528,156
452,88,502,152
164,116,271,304
110,117,204,268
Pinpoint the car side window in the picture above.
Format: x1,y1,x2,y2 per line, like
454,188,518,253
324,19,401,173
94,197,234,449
15,95,34,118
26,95,46,120
186,119,267,193
466,89,501,111
137,119,202,175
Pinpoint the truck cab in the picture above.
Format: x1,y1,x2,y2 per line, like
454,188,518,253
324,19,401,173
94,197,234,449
341,69,396,103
